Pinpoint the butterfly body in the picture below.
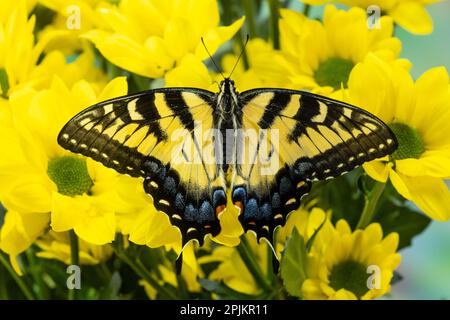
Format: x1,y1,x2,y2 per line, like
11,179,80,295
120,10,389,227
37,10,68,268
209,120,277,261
58,78,397,251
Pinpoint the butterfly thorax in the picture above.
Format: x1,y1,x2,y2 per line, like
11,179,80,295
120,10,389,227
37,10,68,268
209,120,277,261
214,79,242,181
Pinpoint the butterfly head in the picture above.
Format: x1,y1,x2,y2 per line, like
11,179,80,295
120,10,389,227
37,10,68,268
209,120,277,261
219,78,236,94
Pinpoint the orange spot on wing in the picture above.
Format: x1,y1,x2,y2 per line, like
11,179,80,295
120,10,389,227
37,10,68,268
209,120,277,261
215,205,226,217
234,201,244,213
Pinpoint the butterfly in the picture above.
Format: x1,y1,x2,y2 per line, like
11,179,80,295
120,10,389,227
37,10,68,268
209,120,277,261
58,74,397,268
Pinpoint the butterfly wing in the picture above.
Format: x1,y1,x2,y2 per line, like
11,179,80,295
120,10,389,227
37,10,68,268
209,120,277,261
58,88,227,246
235,88,397,244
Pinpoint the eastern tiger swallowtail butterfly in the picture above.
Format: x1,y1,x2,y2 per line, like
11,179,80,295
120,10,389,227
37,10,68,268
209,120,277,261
58,66,397,272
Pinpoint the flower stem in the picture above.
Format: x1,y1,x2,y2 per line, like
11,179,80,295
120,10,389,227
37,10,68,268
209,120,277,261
268,0,280,49
356,181,385,229
26,249,47,299
113,234,178,300
242,0,256,38
236,237,272,293
68,230,79,300
303,4,311,17
0,253,35,300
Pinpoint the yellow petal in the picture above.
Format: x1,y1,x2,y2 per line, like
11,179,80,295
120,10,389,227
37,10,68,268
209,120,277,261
0,210,49,256
194,17,245,61
363,161,391,182
164,54,213,89
164,18,198,61
128,207,181,248
389,169,412,199
97,77,128,102
396,154,450,178
74,210,116,245
389,2,433,35
398,174,450,221
83,31,165,78
50,192,89,232
331,289,358,300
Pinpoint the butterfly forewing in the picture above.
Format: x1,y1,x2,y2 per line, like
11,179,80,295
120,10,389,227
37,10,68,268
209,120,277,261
58,88,227,246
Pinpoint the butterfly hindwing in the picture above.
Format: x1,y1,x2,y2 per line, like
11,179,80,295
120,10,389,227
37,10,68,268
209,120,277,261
58,88,227,246
236,88,397,243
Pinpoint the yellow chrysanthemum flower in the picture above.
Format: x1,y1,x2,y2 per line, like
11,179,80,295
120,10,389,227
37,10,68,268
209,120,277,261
344,55,450,221
83,0,245,78
0,75,130,272
36,231,113,265
302,0,439,35
0,0,94,97
302,220,401,300
37,0,112,52
0,0,41,96
199,234,271,295
266,6,409,95
0,210,49,273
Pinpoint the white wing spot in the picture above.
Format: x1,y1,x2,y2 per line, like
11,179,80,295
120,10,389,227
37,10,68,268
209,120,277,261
357,152,365,158
369,148,376,153
62,133,69,140
91,148,99,154
159,199,170,206
69,139,77,145
379,143,386,149
285,198,296,205
150,181,158,188
80,144,87,150
337,163,344,168
187,227,197,234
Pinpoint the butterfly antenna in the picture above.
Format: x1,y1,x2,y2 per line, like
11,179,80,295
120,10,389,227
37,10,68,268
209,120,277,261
229,34,249,78
201,37,225,79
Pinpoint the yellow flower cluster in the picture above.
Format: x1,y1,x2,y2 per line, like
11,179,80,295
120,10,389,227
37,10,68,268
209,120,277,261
303,0,439,35
0,0,447,300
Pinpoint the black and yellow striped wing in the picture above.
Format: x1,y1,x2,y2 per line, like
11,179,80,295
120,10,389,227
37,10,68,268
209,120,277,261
235,89,397,243
58,88,227,246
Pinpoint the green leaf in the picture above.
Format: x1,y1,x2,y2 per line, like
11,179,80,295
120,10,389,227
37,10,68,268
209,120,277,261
280,228,308,298
305,170,365,229
305,219,326,252
375,200,431,250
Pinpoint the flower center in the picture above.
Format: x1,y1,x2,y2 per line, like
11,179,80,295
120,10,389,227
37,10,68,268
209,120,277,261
329,260,369,298
314,57,354,90
47,156,93,196
389,123,425,160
